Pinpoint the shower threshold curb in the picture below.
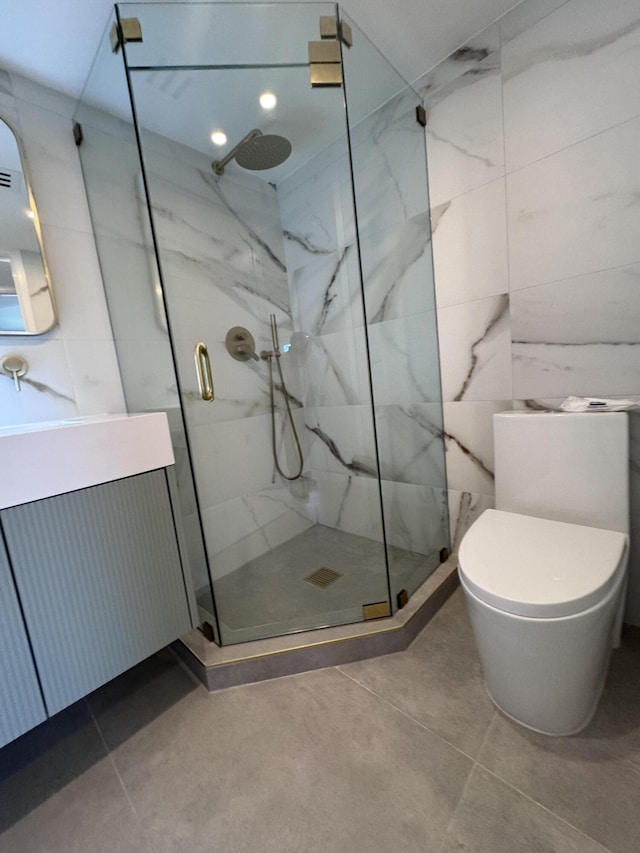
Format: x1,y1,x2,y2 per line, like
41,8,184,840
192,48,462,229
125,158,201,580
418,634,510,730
172,556,459,692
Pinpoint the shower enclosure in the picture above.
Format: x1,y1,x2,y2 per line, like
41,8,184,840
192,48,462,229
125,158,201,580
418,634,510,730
76,2,449,646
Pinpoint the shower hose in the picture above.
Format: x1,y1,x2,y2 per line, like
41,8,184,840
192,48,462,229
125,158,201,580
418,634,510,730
266,315,304,481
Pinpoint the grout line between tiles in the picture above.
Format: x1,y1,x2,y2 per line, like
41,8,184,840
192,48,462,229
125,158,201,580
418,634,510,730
434,709,500,852
476,763,615,853
87,701,140,821
334,665,477,763
503,111,640,179
474,713,615,853
436,756,479,853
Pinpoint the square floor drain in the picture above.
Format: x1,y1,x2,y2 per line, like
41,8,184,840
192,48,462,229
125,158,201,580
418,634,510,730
304,566,342,589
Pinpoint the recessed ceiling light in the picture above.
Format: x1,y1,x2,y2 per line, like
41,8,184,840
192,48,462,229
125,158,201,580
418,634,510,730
210,130,227,146
25,210,35,220
259,92,277,111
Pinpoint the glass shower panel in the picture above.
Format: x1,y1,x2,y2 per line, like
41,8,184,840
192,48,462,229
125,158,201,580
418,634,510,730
74,12,218,641
122,3,390,644
340,11,450,607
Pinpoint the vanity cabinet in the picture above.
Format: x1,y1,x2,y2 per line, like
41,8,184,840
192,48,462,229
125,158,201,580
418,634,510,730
0,467,194,736
0,534,47,745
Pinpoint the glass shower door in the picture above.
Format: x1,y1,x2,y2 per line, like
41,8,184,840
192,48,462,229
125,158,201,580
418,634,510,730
121,2,392,644
340,10,450,605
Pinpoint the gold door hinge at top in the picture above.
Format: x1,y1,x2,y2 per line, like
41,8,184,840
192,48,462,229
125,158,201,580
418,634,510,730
110,17,143,53
309,15,352,88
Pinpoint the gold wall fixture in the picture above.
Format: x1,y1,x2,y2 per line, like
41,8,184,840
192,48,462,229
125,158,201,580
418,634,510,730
110,17,143,53
309,15,352,88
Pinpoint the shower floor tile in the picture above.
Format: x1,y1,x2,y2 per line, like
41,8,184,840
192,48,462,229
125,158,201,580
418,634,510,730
203,523,438,643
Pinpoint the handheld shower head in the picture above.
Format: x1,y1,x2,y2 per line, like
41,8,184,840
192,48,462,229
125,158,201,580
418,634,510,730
213,129,292,176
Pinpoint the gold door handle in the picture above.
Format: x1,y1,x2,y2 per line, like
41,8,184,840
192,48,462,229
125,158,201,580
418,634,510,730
194,342,214,402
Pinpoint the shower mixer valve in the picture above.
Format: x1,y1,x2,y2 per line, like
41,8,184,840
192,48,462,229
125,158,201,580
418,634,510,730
225,326,260,362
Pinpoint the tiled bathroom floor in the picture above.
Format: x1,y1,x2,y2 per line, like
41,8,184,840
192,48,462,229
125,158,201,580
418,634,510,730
1,587,639,852
204,524,439,643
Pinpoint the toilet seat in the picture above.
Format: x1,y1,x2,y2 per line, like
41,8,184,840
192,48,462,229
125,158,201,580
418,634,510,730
459,509,628,618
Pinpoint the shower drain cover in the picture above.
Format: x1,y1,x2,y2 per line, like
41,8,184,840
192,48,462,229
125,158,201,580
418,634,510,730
304,567,342,589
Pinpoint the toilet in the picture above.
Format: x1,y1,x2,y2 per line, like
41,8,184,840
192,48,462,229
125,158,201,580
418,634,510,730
458,411,629,736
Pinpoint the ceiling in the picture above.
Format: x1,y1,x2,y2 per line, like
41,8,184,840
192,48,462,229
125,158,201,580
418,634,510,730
2,0,522,100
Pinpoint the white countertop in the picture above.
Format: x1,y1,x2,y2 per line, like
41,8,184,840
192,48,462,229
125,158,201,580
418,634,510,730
0,413,175,510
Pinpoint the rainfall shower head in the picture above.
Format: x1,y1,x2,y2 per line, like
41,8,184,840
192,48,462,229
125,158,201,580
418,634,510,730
212,129,292,176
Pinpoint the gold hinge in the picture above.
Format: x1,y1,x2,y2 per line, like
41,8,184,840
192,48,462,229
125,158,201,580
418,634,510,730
110,18,143,53
363,601,392,621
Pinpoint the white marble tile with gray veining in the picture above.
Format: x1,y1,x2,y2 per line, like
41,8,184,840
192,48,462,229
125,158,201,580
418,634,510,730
360,212,436,324
502,0,640,171
499,0,573,45
200,483,316,580
63,340,126,416
432,177,508,308
511,264,640,398
443,400,512,495
0,339,78,426
301,330,371,409
289,245,363,337
114,337,180,413
279,146,355,270
381,481,450,556
507,116,640,291
375,403,447,488
416,24,500,99
448,489,495,552
312,469,385,544
348,86,431,233
305,405,379,479
422,53,504,207
15,100,94,234
368,311,442,406
438,293,512,402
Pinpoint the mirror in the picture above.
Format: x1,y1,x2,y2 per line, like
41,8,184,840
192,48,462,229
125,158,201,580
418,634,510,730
0,117,55,334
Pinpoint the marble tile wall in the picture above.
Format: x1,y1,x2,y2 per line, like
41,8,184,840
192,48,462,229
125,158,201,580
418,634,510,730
419,0,640,622
77,103,315,600
0,72,124,426
279,82,450,581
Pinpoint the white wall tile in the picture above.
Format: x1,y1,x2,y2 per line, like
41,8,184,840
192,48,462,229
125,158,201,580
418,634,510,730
438,294,512,402
511,265,640,397
507,116,640,291
0,73,123,428
433,178,509,308
424,55,504,207
367,311,442,406
448,489,495,552
503,0,640,171
443,400,512,495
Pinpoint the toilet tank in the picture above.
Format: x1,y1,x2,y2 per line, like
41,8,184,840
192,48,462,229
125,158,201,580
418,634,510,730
494,412,629,534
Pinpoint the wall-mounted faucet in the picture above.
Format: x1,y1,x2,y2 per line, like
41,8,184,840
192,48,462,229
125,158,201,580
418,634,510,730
0,354,28,391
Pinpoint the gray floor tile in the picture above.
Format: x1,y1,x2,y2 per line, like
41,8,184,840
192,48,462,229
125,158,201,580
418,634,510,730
441,765,612,853
0,701,107,834
210,524,437,641
338,588,495,757
0,757,159,853
477,712,640,853
98,665,473,853
87,650,201,750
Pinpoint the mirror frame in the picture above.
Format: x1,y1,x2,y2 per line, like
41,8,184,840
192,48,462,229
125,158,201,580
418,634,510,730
0,115,56,336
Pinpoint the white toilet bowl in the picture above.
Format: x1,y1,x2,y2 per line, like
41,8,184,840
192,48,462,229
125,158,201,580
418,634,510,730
459,509,628,735
458,411,630,735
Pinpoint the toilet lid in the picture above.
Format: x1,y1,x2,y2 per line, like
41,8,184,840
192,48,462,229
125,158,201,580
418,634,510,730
458,509,628,618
